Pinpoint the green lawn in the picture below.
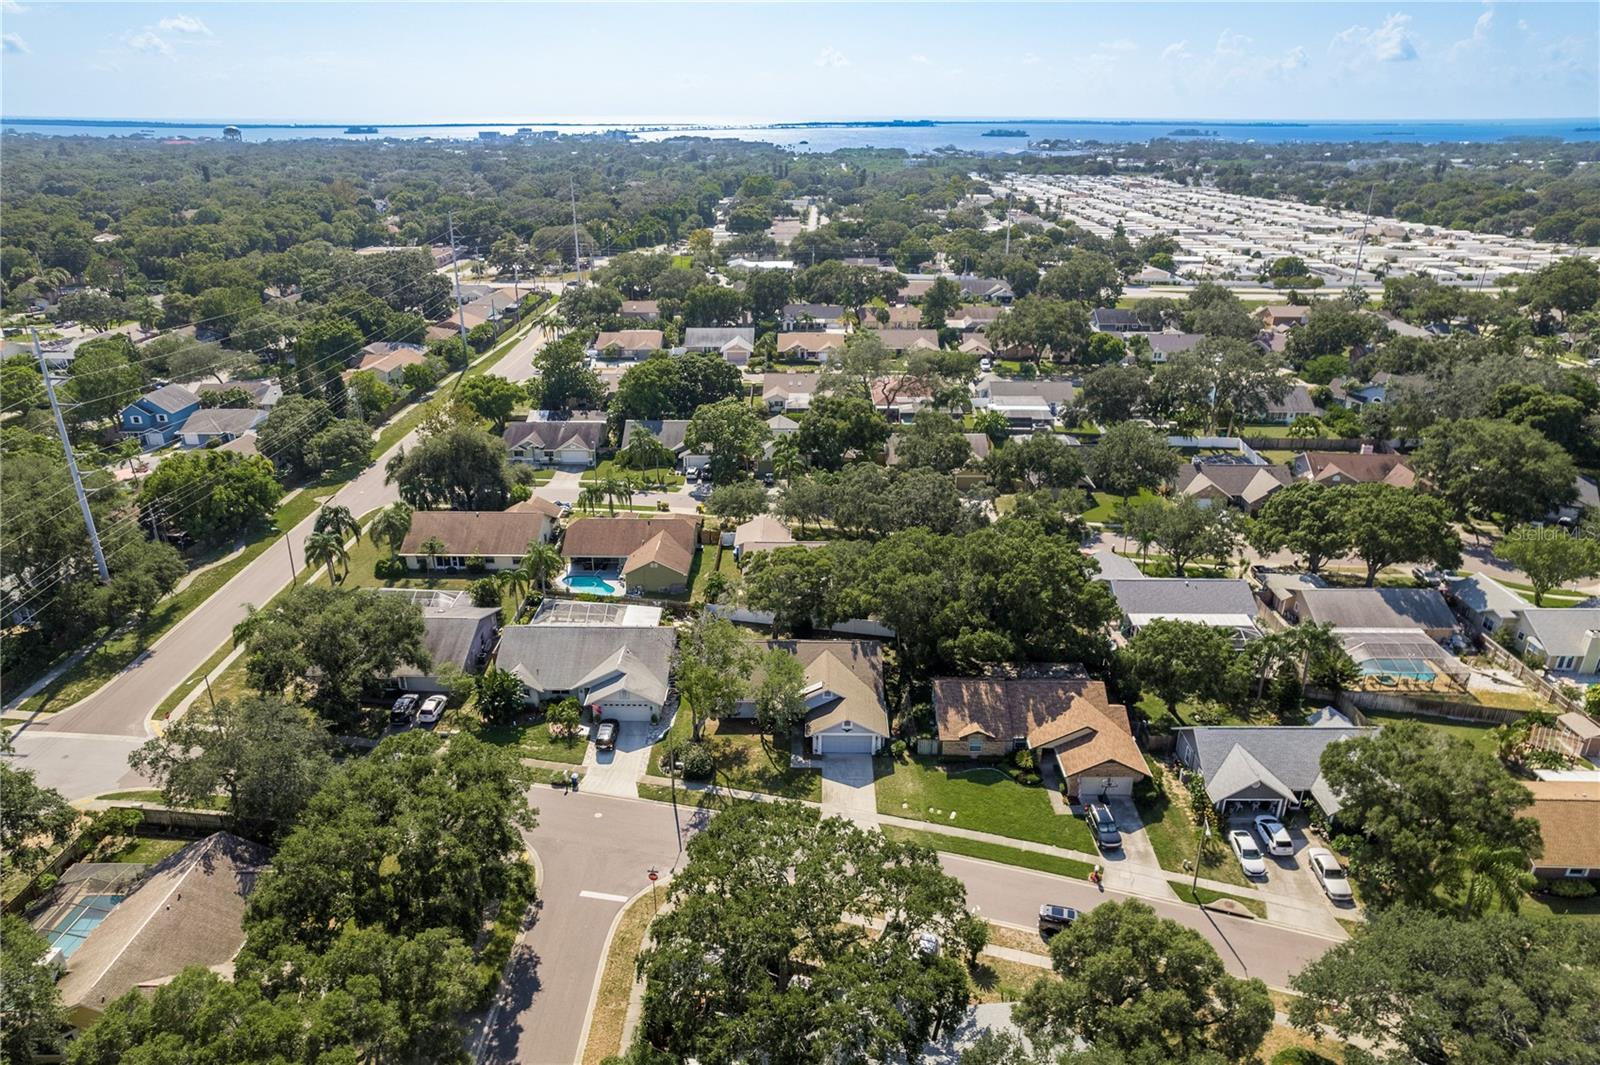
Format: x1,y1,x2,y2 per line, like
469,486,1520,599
1172,883,1267,919
99,836,189,865
690,545,739,603
1134,764,1253,889
581,459,684,489
14,485,332,716
341,521,474,594
653,706,819,800
96,789,228,811
874,755,1096,853
880,826,1094,880
1522,889,1600,919
1082,489,1161,525
1136,693,1276,731
475,721,589,764
1353,707,1502,755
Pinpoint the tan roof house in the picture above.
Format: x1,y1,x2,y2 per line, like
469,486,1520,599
1524,780,1600,881
1291,451,1417,488
399,509,556,572
561,515,701,595
1175,462,1293,513
734,640,890,755
1257,305,1310,328
933,668,1148,799
589,329,663,360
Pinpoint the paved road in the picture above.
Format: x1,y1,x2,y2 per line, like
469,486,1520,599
490,791,1339,1064
6,321,554,798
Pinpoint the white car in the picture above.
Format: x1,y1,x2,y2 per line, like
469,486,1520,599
1253,814,1294,857
1307,848,1354,902
979,357,993,372
416,694,448,727
1228,829,1267,879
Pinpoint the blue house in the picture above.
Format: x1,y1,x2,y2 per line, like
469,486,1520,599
121,384,201,447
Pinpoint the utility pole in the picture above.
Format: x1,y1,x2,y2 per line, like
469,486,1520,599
449,210,468,345
285,534,298,585
35,329,109,583
1350,183,1376,287
569,175,583,284
512,264,520,303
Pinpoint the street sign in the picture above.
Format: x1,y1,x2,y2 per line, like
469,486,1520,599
647,867,659,882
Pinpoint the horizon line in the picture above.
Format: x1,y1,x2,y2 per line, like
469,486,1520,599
5,114,1597,128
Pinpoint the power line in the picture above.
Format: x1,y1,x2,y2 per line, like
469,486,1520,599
34,329,109,584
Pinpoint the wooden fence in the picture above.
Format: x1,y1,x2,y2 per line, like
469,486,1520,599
1240,435,1371,453
1477,636,1584,714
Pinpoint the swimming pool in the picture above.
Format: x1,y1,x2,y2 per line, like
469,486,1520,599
44,894,125,958
564,574,625,597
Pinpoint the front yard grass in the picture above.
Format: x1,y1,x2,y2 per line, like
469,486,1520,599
874,754,1096,853
581,459,684,489
1172,882,1268,919
880,826,1093,880
1081,489,1161,525
969,956,1048,1003
651,708,820,801
475,721,589,765
1134,760,1254,889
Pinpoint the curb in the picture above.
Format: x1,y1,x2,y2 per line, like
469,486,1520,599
573,879,665,1065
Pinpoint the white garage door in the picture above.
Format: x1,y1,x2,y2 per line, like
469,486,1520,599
813,731,878,754
598,701,655,722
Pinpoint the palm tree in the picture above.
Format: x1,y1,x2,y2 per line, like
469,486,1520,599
314,503,360,542
367,501,413,560
419,534,448,570
770,436,804,484
1451,843,1536,918
600,476,633,515
498,567,532,615
305,530,349,585
520,542,564,594
577,484,605,515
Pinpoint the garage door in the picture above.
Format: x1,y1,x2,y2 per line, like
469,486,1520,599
1083,776,1134,799
597,701,655,722
813,732,878,754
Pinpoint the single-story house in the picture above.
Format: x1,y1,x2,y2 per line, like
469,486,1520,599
871,329,941,354
767,414,800,437
1256,305,1310,328
620,299,660,321
1173,725,1374,818
1141,332,1206,363
959,334,995,357
775,332,846,362
378,588,500,692
1509,608,1600,675
1256,570,1327,613
495,624,676,721
763,373,819,413
589,330,663,360
503,418,607,467
1523,780,1600,882
887,431,992,487
683,327,756,366
1106,578,1262,645
1291,450,1416,488
398,507,557,571
1175,462,1292,513
731,514,819,560
217,432,259,457
1445,573,1529,636
932,668,1148,800
946,305,1005,332
195,379,282,408
734,640,891,755
952,275,1014,303
780,303,846,330
361,340,427,361
1090,308,1154,334
179,407,265,448
620,419,705,471
1282,586,1456,641
862,304,924,329
354,346,429,385
49,833,269,1028
120,384,200,446
1261,383,1323,425
977,375,1077,411
560,515,700,595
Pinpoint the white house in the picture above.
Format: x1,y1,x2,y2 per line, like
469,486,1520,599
503,419,607,467
397,506,558,572
495,624,677,721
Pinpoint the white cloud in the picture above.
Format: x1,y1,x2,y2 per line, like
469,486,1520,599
814,47,849,68
1518,19,1529,32
2,31,28,53
1216,30,1252,56
1021,52,1041,66
158,14,211,35
127,30,172,55
1270,46,1309,75
1,1,29,13
1333,13,1419,64
910,53,930,64
1160,40,1193,64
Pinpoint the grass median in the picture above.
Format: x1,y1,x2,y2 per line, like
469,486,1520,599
880,825,1094,880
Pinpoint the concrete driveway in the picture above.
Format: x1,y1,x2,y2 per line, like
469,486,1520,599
581,721,656,798
1228,817,1350,938
820,753,879,825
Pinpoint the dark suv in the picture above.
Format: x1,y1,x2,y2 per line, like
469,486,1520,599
1088,803,1122,850
1038,904,1079,937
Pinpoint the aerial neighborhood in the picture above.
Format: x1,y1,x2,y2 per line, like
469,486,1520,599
3,13,1600,1062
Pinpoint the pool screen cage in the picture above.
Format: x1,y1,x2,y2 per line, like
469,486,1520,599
1340,632,1471,691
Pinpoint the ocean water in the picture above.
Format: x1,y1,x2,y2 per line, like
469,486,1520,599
3,117,1597,150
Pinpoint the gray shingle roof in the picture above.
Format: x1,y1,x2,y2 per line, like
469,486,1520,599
180,408,265,437
1176,725,1374,797
1518,608,1600,659
1292,588,1455,632
1445,574,1527,619
684,327,755,349
496,625,675,704
620,419,691,453
503,419,607,452
1107,579,1258,621
138,384,200,413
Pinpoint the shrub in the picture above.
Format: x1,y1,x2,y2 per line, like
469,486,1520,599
1549,878,1597,899
465,554,487,574
470,578,502,608
544,698,583,743
890,739,908,758
1011,748,1036,772
374,557,408,580
679,742,715,781
656,500,670,512
1271,1050,1338,1065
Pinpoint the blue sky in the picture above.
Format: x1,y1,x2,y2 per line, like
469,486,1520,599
2,2,1595,122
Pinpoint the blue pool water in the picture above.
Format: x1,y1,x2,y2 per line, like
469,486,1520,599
564,575,625,597
44,894,125,958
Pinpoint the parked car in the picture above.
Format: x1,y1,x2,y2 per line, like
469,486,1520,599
594,719,618,751
416,694,447,727
1038,903,1079,937
1307,848,1354,902
979,358,993,372
685,467,698,483
389,694,418,725
1253,814,1293,857
1229,829,1267,878
913,931,942,958
1087,803,1122,850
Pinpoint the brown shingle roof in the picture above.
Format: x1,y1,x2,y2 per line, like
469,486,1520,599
1524,780,1600,869
561,516,699,577
933,674,1147,777
1299,451,1416,487
593,329,663,351
400,510,550,558
751,640,888,738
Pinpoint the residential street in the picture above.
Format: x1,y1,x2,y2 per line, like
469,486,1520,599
5,320,554,799
487,789,1343,1064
